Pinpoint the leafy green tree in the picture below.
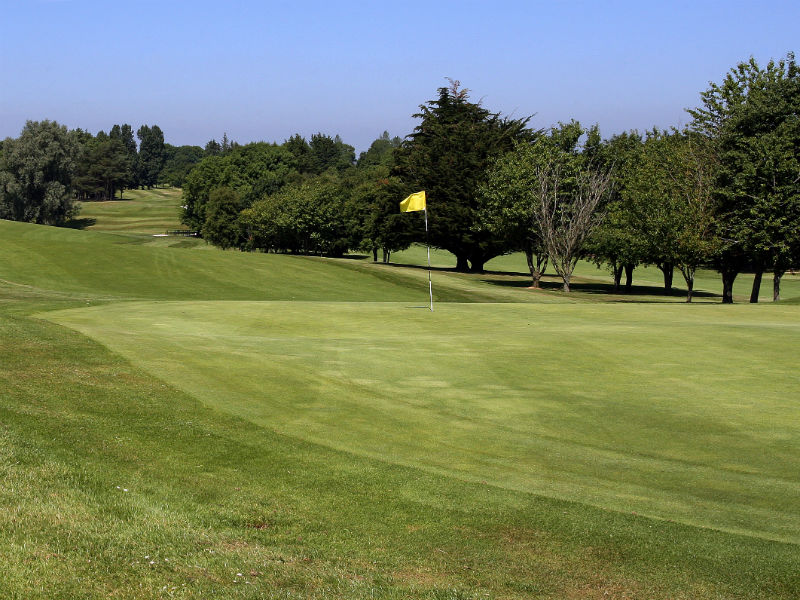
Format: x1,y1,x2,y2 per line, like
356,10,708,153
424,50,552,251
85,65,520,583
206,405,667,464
204,139,222,156
393,80,534,272
284,134,312,172
160,144,205,187
74,136,132,201
241,174,355,256
481,122,611,290
346,166,414,262
181,143,298,231
136,124,166,188
0,120,81,225
585,131,645,292
357,131,403,168
689,52,800,303
308,133,355,174
202,187,243,249
625,131,719,301
481,139,550,287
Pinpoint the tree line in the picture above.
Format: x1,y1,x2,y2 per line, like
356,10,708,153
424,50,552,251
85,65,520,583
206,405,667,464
186,55,800,303
0,121,241,221
2,54,797,302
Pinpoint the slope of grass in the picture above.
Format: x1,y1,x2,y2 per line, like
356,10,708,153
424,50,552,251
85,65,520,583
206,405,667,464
0,219,482,303
70,187,190,236
2,216,799,598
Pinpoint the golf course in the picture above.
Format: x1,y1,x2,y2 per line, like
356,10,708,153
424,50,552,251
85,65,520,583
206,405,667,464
1,189,798,598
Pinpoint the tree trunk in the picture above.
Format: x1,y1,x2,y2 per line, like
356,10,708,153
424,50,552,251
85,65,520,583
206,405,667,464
372,247,378,262
455,254,470,272
525,250,538,288
382,248,391,263
659,263,674,294
624,264,634,293
525,250,547,288
721,269,738,304
469,258,485,274
749,270,763,303
773,269,784,301
562,275,571,293
612,263,623,292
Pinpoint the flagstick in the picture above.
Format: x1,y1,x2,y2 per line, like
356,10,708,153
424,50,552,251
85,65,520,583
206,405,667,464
425,207,433,311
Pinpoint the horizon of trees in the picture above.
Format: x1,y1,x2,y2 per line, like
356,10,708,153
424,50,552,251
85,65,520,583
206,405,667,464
1,52,798,303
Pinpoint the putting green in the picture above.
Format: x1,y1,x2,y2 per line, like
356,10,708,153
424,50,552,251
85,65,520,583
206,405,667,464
44,300,800,543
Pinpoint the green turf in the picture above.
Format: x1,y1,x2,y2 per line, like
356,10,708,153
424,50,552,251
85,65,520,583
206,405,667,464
2,211,800,598
69,187,193,236
44,300,800,544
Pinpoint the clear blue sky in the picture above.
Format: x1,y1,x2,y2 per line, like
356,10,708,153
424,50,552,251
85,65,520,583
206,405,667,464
1,0,798,152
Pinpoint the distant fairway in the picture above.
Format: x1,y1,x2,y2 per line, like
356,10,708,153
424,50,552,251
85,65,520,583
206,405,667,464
71,187,194,236
2,211,799,599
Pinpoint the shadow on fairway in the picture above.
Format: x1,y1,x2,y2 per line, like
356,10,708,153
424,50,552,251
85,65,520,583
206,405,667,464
63,217,97,230
336,253,371,260
379,262,463,274
376,261,723,302
485,277,719,300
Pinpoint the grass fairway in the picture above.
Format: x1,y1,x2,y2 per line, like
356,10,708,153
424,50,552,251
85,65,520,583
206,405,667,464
2,206,800,598
70,187,194,236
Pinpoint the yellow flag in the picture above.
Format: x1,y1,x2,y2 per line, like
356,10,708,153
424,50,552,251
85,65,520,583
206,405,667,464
400,191,426,212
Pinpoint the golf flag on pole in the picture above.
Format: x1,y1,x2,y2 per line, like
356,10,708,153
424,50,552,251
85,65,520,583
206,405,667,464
398,190,433,311
400,191,426,212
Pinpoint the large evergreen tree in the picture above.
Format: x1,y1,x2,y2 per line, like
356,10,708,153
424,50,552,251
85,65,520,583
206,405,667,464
393,80,534,272
109,124,137,193
74,136,132,201
136,124,166,189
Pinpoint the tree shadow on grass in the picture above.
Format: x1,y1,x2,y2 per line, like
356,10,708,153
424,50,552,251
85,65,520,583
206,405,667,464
84,197,133,202
62,217,97,230
377,261,462,274
337,253,371,260
485,277,719,301
373,261,723,302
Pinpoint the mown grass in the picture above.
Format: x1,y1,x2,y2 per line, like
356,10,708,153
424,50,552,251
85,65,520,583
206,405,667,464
3,286,799,599
45,300,800,545
69,187,195,237
1,192,799,598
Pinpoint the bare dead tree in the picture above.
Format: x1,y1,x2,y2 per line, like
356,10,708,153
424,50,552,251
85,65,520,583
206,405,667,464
534,160,612,292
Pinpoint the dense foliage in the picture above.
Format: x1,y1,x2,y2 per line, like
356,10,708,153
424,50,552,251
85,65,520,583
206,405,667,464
689,53,800,302
0,120,82,225
3,53,798,301
482,122,613,291
393,80,534,272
